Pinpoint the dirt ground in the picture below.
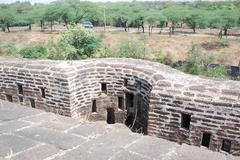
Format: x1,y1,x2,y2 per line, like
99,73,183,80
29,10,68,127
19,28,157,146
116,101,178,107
0,30,239,66
102,32,240,66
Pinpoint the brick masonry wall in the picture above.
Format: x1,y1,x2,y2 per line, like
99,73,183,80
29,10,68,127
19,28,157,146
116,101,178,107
0,57,239,156
0,58,72,116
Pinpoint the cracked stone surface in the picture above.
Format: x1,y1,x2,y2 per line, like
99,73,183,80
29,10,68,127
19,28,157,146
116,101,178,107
0,100,239,160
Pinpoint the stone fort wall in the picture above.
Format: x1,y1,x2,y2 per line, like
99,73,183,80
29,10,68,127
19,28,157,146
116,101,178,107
0,57,239,155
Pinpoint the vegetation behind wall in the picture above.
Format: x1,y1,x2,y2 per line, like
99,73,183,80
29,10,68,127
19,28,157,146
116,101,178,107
0,0,240,35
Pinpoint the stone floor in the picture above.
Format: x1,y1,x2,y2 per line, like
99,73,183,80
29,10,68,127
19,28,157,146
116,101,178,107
0,100,239,160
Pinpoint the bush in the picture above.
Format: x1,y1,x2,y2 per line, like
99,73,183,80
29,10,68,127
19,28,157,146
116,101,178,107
204,66,228,78
60,24,101,59
188,43,215,65
46,40,76,60
220,39,230,48
0,41,17,56
0,24,6,32
18,44,47,59
177,62,205,75
5,42,17,56
155,52,173,65
107,37,148,59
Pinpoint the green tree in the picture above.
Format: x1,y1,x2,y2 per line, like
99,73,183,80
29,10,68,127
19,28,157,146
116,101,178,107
44,4,60,31
146,12,166,35
156,14,167,34
184,9,208,33
132,13,145,33
60,24,101,59
0,10,15,32
146,13,158,35
161,6,188,35
208,9,238,38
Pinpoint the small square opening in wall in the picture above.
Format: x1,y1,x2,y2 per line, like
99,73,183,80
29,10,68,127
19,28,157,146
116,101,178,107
6,95,13,102
18,96,23,103
101,83,107,92
92,100,97,112
17,84,23,95
221,139,231,153
40,88,46,98
201,132,211,148
30,99,35,108
118,97,124,110
181,113,191,130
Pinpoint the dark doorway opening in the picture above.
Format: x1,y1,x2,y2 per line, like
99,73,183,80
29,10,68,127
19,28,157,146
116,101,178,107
101,83,107,93
118,96,124,110
125,114,134,128
6,95,13,102
221,139,231,153
30,99,35,108
107,108,115,124
201,132,211,148
126,92,134,109
92,100,97,112
40,88,46,98
17,84,23,95
181,113,191,130
18,96,23,103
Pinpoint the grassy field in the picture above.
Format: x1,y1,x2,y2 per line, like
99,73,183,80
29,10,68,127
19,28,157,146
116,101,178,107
0,30,239,66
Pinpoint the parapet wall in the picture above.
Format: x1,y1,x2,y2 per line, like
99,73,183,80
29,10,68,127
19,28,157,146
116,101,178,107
0,57,239,155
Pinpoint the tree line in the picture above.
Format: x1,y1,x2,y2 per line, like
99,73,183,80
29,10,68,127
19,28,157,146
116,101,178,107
0,0,240,36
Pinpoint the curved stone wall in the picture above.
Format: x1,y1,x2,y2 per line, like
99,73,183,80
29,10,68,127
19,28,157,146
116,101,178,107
0,57,239,155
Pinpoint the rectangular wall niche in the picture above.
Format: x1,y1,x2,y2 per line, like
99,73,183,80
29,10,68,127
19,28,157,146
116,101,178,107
18,96,23,103
201,132,211,148
126,92,134,109
181,113,191,130
107,108,115,124
6,95,13,102
118,97,124,110
92,100,97,112
101,83,107,93
40,88,46,98
221,139,231,153
17,84,23,95
30,99,35,108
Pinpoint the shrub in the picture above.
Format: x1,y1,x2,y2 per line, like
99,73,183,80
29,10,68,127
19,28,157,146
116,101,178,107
0,24,6,32
178,62,205,75
155,52,173,65
220,39,230,48
46,40,76,60
204,66,228,78
60,24,101,59
5,42,17,56
107,37,148,59
0,41,17,56
18,44,47,59
188,43,215,66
